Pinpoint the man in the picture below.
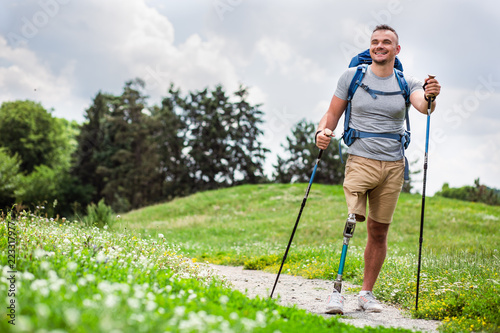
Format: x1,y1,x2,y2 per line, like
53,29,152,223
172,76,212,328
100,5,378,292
315,25,441,314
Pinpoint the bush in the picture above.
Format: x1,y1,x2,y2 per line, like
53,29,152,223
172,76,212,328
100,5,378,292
83,199,116,228
436,179,500,206
0,148,21,209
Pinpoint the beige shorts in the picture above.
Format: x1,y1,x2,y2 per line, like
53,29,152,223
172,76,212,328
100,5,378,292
343,155,405,224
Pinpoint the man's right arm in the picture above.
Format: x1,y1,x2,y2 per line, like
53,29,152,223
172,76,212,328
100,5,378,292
315,95,347,150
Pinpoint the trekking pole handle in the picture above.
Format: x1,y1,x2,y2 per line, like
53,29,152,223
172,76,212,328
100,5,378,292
424,75,436,98
316,128,333,158
423,75,436,115
324,128,333,138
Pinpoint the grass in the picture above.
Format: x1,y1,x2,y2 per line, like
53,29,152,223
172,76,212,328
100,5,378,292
117,183,500,333
1,209,420,332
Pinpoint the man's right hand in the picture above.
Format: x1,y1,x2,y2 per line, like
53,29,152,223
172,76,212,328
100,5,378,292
316,128,333,150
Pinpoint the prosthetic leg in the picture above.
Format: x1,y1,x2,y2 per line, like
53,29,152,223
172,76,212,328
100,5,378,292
333,213,357,293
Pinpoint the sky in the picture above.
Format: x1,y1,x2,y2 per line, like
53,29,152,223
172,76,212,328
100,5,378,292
1,0,499,196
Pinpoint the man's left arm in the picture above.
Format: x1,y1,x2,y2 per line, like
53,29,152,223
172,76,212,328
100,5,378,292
410,77,441,114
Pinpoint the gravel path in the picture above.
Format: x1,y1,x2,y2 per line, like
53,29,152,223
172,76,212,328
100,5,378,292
209,264,441,332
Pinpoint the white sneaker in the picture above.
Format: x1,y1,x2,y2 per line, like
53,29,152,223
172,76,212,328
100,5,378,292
358,291,383,312
325,290,344,314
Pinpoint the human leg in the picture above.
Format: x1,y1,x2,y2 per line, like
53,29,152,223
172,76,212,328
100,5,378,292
357,217,389,312
362,217,390,291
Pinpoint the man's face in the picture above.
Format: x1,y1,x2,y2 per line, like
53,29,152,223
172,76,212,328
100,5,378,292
370,30,400,65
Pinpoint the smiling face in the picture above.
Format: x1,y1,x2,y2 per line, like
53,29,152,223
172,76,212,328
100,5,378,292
370,29,400,66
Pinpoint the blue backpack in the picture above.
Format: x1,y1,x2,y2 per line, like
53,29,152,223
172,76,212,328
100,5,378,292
340,49,411,180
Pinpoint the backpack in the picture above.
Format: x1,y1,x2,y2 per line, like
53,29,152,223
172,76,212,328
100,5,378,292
339,49,411,180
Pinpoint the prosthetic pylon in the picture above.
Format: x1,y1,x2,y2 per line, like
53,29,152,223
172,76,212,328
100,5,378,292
333,213,357,293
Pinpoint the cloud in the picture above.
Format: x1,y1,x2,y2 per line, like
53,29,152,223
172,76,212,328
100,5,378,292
0,35,80,116
255,37,326,84
0,0,261,121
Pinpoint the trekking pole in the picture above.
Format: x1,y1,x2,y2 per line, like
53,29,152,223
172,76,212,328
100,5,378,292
270,129,332,299
415,75,436,311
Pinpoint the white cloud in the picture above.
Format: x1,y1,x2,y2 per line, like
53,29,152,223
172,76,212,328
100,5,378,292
255,37,326,83
0,35,80,117
0,0,261,120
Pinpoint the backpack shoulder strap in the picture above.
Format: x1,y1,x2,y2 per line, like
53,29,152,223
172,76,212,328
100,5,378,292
344,64,367,132
394,69,410,106
394,68,411,132
347,64,368,101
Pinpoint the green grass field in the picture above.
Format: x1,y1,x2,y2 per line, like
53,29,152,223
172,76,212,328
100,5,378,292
1,183,498,332
118,183,500,333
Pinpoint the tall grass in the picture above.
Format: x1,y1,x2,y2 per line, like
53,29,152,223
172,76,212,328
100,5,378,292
119,183,500,333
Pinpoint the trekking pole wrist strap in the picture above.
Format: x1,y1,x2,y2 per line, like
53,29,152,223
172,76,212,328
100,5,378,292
424,94,436,102
315,130,322,144
422,81,436,102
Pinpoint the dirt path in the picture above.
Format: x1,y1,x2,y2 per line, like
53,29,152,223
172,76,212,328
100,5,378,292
208,264,441,332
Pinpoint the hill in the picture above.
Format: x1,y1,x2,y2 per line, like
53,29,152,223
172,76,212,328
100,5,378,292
119,183,500,333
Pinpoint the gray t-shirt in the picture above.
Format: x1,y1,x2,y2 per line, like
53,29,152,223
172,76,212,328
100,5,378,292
335,66,423,161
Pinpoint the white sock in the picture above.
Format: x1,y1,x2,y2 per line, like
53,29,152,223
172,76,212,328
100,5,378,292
359,290,371,296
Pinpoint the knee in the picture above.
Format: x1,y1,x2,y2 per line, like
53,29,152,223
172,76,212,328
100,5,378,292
367,217,389,244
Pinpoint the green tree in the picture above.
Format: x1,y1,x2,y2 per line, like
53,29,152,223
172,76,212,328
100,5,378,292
150,86,191,198
228,86,269,185
97,79,162,212
178,85,268,191
72,92,117,206
0,100,67,173
0,148,22,209
274,120,346,185
436,178,500,206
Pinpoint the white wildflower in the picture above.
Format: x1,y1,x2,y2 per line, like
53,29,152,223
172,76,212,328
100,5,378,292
104,294,120,308
64,308,80,326
127,298,140,310
145,300,157,312
67,262,78,271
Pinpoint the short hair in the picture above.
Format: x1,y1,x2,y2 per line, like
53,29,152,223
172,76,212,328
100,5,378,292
372,24,399,44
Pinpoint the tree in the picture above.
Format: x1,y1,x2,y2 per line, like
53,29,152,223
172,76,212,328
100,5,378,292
436,178,500,206
0,148,22,210
72,92,117,206
179,84,269,192
150,86,190,198
72,81,270,212
97,79,163,212
228,86,269,185
0,100,68,173
274,119,346,185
